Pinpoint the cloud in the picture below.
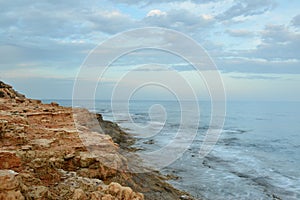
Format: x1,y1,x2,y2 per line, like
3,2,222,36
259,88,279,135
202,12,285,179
217,0,276,21
0,1,138,73
292,14,300,28
261,24,296,43
171,64,195,71
219,19,300,74
229,74,280,80
1,1,300,80
242,24,300,61
147,9,167,17
226,29,254,37
108,0,215,6
132,64,170,71
143,9,214,32
217,57,300,74
0,1,214,50
0,2,136,39
87,10,137,34
0,1,96,38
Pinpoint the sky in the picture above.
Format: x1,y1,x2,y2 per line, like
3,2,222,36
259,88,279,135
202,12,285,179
0,0,299,101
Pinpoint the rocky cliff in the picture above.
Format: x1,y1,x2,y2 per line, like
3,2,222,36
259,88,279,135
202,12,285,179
0,81,194,200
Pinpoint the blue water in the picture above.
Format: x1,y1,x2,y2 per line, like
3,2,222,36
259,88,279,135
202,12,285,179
43,100,300,200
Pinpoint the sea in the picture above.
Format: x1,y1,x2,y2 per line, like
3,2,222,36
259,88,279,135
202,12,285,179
43,99,300,200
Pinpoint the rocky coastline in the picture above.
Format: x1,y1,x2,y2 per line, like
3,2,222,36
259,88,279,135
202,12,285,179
0,81,194,200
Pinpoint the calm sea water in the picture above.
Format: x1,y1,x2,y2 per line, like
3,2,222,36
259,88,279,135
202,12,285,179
44,100,300,200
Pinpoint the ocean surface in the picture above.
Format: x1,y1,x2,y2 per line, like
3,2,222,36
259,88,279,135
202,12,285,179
44,100,300,200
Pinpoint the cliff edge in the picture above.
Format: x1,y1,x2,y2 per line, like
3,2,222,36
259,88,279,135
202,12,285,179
0,81,194,200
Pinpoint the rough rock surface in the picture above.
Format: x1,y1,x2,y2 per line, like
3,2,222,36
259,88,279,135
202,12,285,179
0,81,194,200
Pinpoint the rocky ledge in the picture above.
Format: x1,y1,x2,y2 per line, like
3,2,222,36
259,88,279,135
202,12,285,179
0,81,194,200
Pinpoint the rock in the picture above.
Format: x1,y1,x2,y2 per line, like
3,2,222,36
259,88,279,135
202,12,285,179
0,81,25,100
90,191,104,200
0,170,24,200
0,91,5,98
58,170,104,192
29,99,42,104
15,97,25,103
105,182,144,200
180,195,193,200
78,152,98,168
0,170,20,191
143,139,155,145
21,145,32,151
0,152,22,170
31,139,54,148
0,190,25,200
0,81,193,200
64,153,75,160
28,186,49,199
101,194,116,200
0,120,8,138
72,188,87,200
0,81,12,89
50,102,59,107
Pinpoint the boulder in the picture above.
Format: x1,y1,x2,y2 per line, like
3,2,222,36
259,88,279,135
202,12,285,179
105,182,144,200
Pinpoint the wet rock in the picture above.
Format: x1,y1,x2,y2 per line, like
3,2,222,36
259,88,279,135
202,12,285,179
143,139,155,145
180,194,194,200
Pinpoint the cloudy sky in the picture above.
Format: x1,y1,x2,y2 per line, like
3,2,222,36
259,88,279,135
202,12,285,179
1,0,299,101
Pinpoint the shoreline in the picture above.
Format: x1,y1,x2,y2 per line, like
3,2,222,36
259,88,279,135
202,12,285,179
0,81,195,200
95,114,195,199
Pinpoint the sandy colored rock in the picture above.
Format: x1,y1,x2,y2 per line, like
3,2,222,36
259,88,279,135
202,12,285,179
0,120,8,138
0,170,20,191
0,170,24,200
106,182,144,200
0,81,194,200
0,190,25,200
0,152,21,170
90,191,104,200
27,186,49,199
0,81,25,100
31,138,54,148
78,152,98,168
72,188,87,200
